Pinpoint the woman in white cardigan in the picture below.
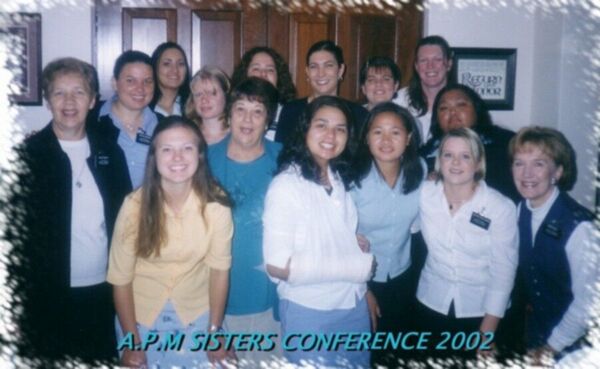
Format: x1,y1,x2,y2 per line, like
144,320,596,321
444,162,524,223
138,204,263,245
263,96,374,368
416,127,518,362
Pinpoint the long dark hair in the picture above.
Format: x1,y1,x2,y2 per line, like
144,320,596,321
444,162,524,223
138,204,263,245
354,102,423,194
230,46,297,103
277,96,357,190
150,42,191,114
136,116,230,257
407,35,452,116
430,83,494,140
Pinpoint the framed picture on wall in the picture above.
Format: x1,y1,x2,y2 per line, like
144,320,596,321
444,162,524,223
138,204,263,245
451,47,517,110
4,13,42,105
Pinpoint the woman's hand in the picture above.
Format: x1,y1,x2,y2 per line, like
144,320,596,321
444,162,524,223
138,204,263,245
207,340,237,367
477,314,499,358
266,259,291,281
357,234,370,253
120,348,147,368
366,290,381,332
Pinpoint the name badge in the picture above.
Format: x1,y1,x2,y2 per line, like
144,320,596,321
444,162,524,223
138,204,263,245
95,154,110,166
470,212,491,230
542,222,562,239
136,130,152,145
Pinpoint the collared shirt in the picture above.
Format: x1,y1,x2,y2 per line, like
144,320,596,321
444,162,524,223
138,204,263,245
99,97,159,188
107,189,233,326
418,180,518,318
153,96,182,117
263,165,373,311
393,87,430,144
351,162,423,282
522,187,598,352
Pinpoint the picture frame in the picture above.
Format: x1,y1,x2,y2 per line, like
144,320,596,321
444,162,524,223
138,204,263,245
5,13,42,105
451,47,517,110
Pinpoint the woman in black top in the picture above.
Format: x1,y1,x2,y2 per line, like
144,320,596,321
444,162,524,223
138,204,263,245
275,40,368,144
421,83,519,202
7,57,131,365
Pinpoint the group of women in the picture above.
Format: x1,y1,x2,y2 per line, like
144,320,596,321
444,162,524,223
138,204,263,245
8,34,596,369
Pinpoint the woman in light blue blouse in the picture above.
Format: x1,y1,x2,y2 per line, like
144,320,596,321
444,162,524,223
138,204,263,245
351,102,424,366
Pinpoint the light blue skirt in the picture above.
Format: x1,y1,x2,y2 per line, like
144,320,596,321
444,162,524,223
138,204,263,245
279,296,370,368
116,301,210,369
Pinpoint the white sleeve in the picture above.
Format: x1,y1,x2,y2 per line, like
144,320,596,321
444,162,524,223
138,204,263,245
288,251,373,285
547,221,598,351
262,176,298,276
484,200,519,317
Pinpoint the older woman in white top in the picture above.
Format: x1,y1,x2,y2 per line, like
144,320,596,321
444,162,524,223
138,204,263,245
417,127,518,361
264,96,374,368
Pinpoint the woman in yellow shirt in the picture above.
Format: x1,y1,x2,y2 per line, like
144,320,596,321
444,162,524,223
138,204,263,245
107,116,234,368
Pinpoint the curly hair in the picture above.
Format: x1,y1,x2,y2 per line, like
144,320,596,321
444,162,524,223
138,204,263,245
230,47,297,103
277,96,358,190
149,42,191,114
353,102,423,194
407,35,453,117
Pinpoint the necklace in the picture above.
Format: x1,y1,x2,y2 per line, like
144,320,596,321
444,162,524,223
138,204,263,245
123,120,140,134
74,159,87,189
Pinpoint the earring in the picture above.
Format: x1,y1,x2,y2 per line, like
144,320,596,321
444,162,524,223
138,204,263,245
551,177,557,185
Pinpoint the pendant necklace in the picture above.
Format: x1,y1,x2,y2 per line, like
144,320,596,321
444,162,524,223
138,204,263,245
74,160,87,189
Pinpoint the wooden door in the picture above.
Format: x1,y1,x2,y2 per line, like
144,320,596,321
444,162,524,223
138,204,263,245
94,1,422,101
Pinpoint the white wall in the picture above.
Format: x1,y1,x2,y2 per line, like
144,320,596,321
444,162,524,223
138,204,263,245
556,5,598,208
426,2,598,208
8,1,94,132
426,3,535,132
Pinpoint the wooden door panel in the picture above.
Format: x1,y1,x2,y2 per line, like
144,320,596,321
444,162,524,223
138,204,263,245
191,10,241,76
123,8,177,54
288,13,336,98
94,0,423,102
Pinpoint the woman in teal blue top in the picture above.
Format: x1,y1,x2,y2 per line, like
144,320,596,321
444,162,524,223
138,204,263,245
351,102,425,367
207,77,282,365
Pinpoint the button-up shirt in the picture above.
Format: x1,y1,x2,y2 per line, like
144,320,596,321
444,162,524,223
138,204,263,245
99,97,159,188
107,189,233,326
351,162,423,282
263,165,373,311
418,180,518,318
522,188,598,351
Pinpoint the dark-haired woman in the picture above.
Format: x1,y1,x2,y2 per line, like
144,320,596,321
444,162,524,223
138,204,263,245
510,127,597,364
90,50,160,188
275,40,368,144
150,42,191,116
394,35,452,143
207,77,283,364
359,56,402,111
9,57,131,364
107,116,234,368
351,102,425,366
422,83,520,202
264,96,374,367
231,47,297,140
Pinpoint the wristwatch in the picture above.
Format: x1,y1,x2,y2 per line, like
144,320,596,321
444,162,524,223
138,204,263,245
207,324,225,333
